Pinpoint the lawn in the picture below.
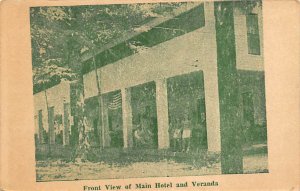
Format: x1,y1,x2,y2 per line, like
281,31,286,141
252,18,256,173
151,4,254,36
36,147,268,181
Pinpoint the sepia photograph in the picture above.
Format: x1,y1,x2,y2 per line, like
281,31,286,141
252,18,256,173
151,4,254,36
30,0,268,182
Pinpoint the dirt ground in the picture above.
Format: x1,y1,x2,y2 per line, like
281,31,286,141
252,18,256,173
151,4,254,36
36,153,268,181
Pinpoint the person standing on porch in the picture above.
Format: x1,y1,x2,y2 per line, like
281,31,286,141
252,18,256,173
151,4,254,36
172,120,182,152
182,113,191,152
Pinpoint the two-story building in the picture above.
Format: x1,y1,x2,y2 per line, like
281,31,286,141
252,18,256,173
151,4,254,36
80,1,267,153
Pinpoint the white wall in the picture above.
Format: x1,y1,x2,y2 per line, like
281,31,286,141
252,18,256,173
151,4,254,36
234,6,264,71
234,6,266,125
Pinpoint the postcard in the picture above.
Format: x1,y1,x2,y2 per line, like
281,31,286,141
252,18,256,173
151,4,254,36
0,0,299,190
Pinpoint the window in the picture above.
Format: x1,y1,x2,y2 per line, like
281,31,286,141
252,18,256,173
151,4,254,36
38,110,44,144
246,13,261,55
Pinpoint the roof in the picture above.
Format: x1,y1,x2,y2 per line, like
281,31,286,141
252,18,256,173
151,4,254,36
33,79,77,95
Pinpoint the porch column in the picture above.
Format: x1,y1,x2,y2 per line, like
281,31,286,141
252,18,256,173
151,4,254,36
155,78,170,149
48,106,55,145
63,103,70,145
202,2,221,153
121,88,133,148
203,71,221,152
102,100,110,147
38,110,44,144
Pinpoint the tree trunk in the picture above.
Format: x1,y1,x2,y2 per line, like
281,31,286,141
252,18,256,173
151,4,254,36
92,56,105,150
214,1,243,174
73,77,92,162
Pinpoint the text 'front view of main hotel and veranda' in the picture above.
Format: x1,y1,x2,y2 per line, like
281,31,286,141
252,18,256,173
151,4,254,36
31,0,268,181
